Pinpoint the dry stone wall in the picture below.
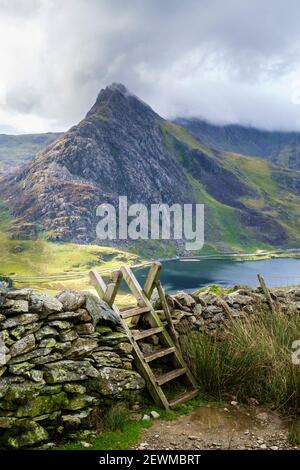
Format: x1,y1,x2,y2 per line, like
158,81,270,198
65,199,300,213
1,279,300,449
152,285,300,343
0,282,145,449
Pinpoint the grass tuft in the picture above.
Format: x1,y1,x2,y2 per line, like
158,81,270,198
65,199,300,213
289,418,300,445
184,306,300,414
104,403,130,432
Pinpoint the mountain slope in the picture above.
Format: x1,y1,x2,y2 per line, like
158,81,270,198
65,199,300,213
1,83,300,254
175,118,300,170
0,132,61,176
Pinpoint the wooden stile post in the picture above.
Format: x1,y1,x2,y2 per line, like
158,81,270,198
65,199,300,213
156,280,181,351
103,269,123,306
143,262,162,299
257,273,276,314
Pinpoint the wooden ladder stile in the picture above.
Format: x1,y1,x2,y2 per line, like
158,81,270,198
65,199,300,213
89,262,198,410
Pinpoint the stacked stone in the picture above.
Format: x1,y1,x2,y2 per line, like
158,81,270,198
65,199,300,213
153,286,300,335
0,283,144,449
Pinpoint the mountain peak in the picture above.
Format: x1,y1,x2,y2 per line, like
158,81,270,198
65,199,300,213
88,82,157,121
106,82,130,95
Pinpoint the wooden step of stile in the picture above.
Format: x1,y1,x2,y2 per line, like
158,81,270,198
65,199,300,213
155,367,186,386
168,389,199,408
133,326,163,341
121,306,150,319
144,347,176,362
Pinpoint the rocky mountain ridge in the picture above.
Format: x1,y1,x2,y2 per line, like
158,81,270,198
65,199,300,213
175,117,300,169
1,83,300,252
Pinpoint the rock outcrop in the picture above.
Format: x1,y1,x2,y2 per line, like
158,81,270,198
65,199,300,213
0,283,145,449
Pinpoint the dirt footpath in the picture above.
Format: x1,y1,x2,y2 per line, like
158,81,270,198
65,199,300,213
136,403,299,450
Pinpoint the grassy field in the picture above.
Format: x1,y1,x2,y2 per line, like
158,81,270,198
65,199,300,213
0,200,143,301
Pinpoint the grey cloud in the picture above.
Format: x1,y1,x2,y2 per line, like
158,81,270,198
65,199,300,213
1,0,300,132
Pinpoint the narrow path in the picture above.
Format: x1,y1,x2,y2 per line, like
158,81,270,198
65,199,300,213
136,403,298,450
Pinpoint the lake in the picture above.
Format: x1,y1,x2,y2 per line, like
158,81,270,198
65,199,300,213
134,257,300,293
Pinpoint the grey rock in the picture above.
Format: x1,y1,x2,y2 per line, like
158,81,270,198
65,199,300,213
140,343,154,355
38,337,57,348
76,308,92,322
9,362,35,375
10,334,35,357
65,393,98,411
0,282,8,307
22,322,41,335
15,392,68,418
205,305,223,314
47,311,82,321
91,351,123,368
30,293,63,317
150,288,162,310
96,325,113,334
6,288,32,300
33,411,61,422
63,383,86,394
61,408,92,425
117,342,133,355
31,353,63,365
98,332,128,345
47,320,72,330
65,338,98,358
53,341,72,352
226,293,253,306
40,385,62,395
35,325,59,341
212,313,224,323
0,416,19,428
2,299,14,308
59,329,78,342
2,421,49,448
56,290,86,311
8,348,52,364
22,369,44,383
173,291,196,308
0,330,13,345
193,304,202,316
85,293,121,326
10,325,26,340
44,360,99,383
1,314,39,329
87,366,145,395
1,379,44,400
75,323,95,334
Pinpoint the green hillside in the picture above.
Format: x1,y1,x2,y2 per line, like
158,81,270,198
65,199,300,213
161,122,300,253
0,132,61,175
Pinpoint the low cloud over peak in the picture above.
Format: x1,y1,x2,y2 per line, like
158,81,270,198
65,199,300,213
1,0,300,133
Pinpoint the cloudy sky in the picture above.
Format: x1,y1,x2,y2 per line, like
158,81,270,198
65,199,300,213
1,0,300,133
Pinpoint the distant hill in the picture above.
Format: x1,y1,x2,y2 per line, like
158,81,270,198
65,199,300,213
0,132,62,176
1,84,300,254
175,118,300,169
